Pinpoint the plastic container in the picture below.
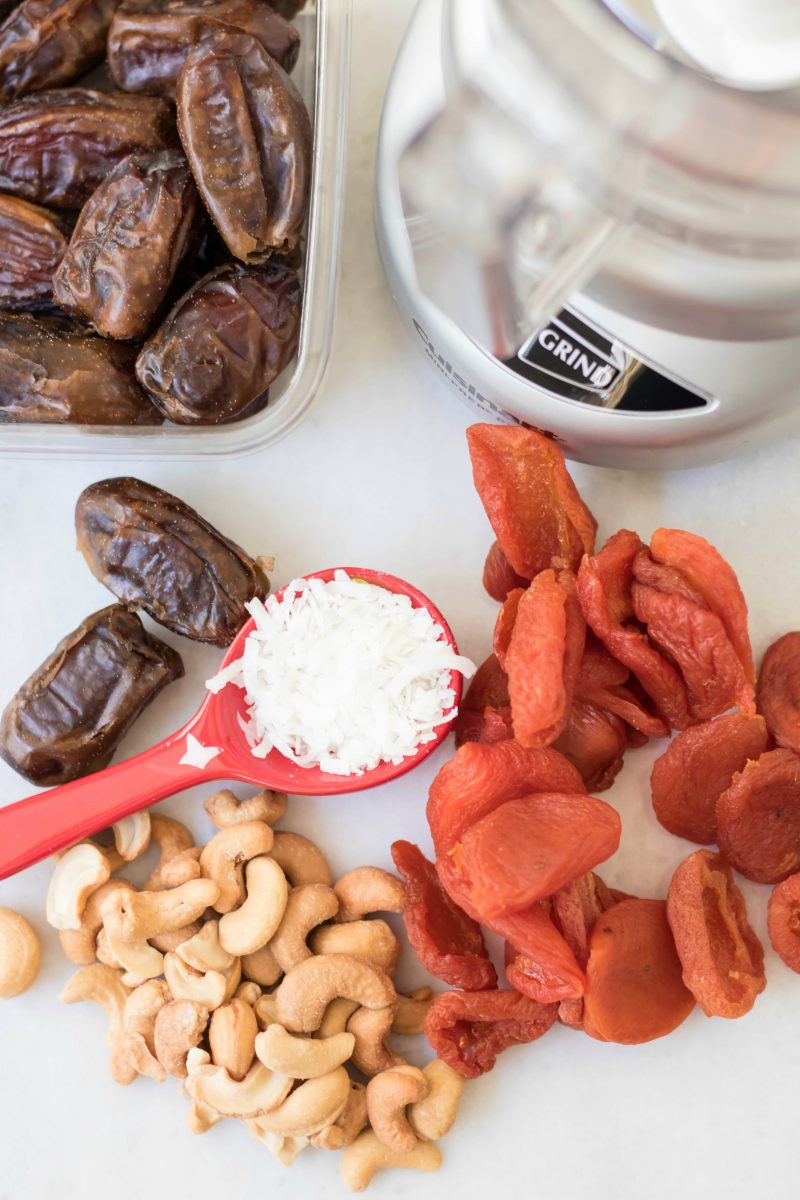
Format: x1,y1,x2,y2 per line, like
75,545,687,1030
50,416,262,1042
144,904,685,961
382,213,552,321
0,0,351,461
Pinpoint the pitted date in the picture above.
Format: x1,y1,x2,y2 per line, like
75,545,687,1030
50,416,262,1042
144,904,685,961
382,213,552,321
108,0,301,97
135,261,301,424
0,89,176,209
0,605,184,786
0,0,121,102
177,28,311,261
0,313,163,425
0,195,69,310
53,151,202,341
76,477,272,645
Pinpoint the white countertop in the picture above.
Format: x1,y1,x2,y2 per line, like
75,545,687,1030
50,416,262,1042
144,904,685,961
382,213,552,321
2,2,800,1197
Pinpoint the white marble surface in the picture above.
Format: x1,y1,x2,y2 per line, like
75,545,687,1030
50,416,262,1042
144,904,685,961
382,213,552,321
2,1,800,1197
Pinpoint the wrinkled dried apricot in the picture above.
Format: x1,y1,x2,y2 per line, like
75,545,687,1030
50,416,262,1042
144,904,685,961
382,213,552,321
582,684,669,739
424,988,557,1078
716,748,800,883
453,654,510,749
552,873,616,970
667,849,765,1018
651,713,768,845
576,634,630,693
454,705,513,748
767,873,800,973
553,699,627,792
757,632,800,754
504,913,586,1005
632,549,706,604
483,540,530,601
583,899,695,1044
493,587,524,670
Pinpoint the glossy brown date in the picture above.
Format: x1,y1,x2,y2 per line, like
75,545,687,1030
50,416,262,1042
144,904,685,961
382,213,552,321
0,605,184,786
0,195,69,311
177,28,312,262
0,0,121,102
135,261,301,424
108,0,301,97
53,150,203,341
75,477,272,645
0,89,176,209
0,313,164,425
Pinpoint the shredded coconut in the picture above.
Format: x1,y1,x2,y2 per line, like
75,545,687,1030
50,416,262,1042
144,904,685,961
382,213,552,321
207,570,476,776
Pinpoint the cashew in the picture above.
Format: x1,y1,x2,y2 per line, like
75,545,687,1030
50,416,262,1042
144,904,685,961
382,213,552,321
185,1057,292,1119
269,831,332,887
318,997,360,1038
276,954,396,1034
209,998,258,1081
110,1044,139,1086
254,991,280,1030
60,964,131,1080
340,1131,442,1192
121,970,148,989
200,821,274,913
310,920,401,974
153,999,209,1077
235,981,262,1006
347,1006,404,1077
392,987,435,1035
56,837,125,873
218,856,288,957
112,812,151,862
311,1081,368,1150
366,1065,428,1153
187,1093,222,1135
117,1032,167,1083
221,956,242,1003
95,927,120,968
205,789,287,829
255,1024,355,1079
253,1067,350,1137
163,953,228,1010
123,980,171,1053
0,908,41,998
106,931,164,980
144,814,194,890
407,1058,466,1142
46,843,110,931
158,847,202,889
241,943,282,988
177,920,234,973
59,879,135,965
150,920,203,954
270,884,339,973
101,878,220,942
334,867,405,923
246,1124,309,1165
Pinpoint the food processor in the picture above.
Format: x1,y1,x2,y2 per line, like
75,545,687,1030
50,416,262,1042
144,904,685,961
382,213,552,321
375,0,800,468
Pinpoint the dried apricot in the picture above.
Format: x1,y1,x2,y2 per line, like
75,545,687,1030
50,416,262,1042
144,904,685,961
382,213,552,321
576,634,630,692
391,840,497,990
631,549,706,604
757,632,800,754
651,713,768,845
666,849,765,1018
552,872,616,970
466,424,596,580
483,540,530,601
504,913,586,1005
581,684,669,739
454,705,513,748
427,740,585,857
554,699,627,792
450,791,622,920
767,873,800,973
582,899,695,1044
716,748,800,883
453,654,510,749
424,987,557,1078
493,587,524,670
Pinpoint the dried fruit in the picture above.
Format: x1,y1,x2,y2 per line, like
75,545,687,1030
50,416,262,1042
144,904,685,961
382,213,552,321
466,424,596,580
482,540,530,601
0,0,119,102
756,632,800,754
582,899,695,1044
716,748,800,883
390,841,497,991
651,713,768,845
136,261,301,424
177,28,311,262
503,906,586,1005
423,988,557,1079
580,684,668,739
666,849,765,1018
552,873,616,971
427,740,585,857
75,477,271,646
767,872,800,973
453,705,513,749
53,150,202,341
0,194,68,310
575,634,629,693
492,587,524,671
0,605,183,786
553,699,627,792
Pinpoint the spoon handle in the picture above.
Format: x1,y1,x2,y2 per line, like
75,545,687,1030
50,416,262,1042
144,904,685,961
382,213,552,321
0,725,225,880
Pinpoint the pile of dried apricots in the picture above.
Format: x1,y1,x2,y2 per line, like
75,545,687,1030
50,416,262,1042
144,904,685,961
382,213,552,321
391,424,800,1076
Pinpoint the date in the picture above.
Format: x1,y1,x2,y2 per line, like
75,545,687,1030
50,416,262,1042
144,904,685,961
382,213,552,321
0,89,176,209
0,0,121,102
108,0,301,97
53,150,203,341
0,605,184,786
0,195,69,310
0,313,164,425
135,261,301,424
177,28,311,262
75,477,272,645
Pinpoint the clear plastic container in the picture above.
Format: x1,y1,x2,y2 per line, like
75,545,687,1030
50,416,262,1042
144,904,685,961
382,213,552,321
0,0,351,461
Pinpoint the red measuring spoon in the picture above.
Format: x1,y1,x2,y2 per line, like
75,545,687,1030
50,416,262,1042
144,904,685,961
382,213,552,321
0,568,464,880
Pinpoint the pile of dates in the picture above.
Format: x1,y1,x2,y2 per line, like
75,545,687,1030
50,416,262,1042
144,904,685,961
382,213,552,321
0,0,309,426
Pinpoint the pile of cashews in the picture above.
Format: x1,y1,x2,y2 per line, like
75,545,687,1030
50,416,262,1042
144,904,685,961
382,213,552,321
41,788,467,1192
